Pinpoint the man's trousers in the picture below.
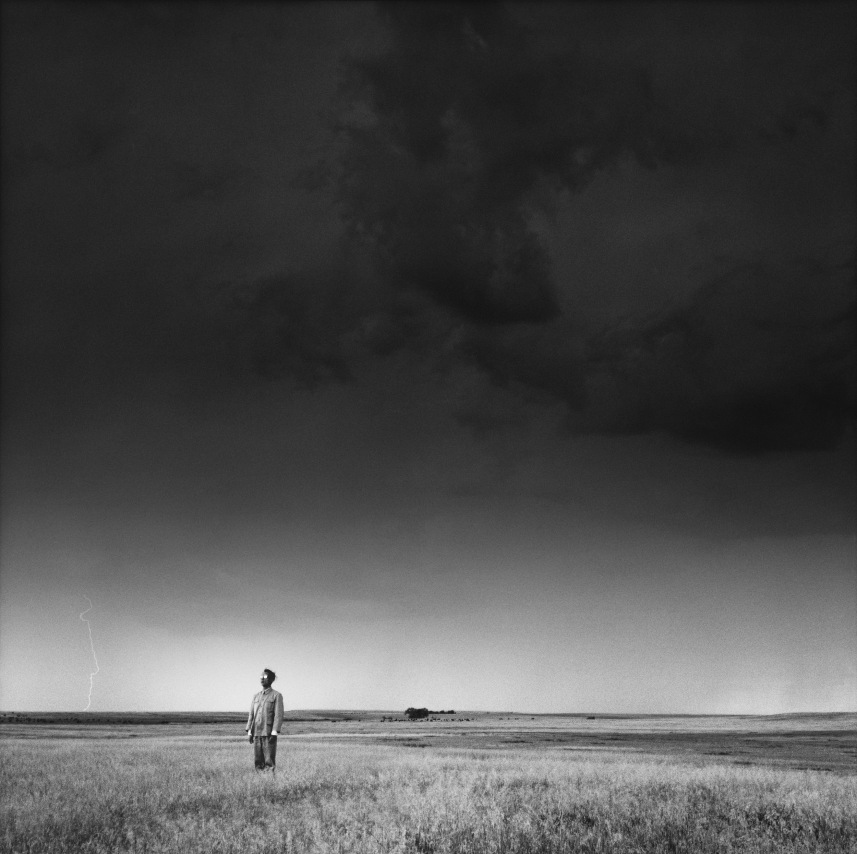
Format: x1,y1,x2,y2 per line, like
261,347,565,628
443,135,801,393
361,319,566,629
254,735,277,771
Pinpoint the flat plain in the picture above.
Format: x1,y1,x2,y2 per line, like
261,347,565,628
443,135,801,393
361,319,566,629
1,711,855,853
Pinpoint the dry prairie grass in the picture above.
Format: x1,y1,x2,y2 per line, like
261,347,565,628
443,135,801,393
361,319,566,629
1,736,855,853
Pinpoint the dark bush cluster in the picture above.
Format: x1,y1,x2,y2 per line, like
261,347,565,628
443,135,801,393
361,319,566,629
405,708,456,720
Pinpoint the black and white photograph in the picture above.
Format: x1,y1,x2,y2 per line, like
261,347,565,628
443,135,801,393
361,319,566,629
1,2,855,851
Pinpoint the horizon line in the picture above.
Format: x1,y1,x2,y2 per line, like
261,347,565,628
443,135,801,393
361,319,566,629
2,709,853,717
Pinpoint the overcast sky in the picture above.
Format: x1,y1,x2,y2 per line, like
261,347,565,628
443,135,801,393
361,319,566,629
1,1,855,714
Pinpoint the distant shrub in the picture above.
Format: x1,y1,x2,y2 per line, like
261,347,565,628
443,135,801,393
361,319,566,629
405,707,429,720
405,708,455,719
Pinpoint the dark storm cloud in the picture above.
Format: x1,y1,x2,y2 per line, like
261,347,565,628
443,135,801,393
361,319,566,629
2,1,356,410
439,254,855,455
330,2,852,324
313,1,856,456
579,258,856,453
332,1,664,325
210,267,366,386
3,1,854,460
456,320,586,411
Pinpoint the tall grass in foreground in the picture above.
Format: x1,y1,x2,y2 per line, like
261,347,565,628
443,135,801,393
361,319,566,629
1,738,855,853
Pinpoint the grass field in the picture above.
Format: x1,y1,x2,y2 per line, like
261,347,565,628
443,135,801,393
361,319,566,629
1,713,855,853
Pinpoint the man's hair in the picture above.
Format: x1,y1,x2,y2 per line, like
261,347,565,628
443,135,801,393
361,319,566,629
263,668,276,683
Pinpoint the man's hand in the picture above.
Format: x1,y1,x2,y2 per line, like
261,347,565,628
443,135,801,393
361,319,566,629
271,731,278,737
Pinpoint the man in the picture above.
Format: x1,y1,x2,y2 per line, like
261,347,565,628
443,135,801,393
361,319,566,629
246,668,284,771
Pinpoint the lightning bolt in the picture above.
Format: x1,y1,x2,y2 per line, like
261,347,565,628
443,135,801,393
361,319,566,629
79,595,100,711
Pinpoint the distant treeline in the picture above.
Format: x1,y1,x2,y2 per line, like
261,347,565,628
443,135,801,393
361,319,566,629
404,708,455,719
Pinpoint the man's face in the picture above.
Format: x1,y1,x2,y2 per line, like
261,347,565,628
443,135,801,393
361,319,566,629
260,672,271,689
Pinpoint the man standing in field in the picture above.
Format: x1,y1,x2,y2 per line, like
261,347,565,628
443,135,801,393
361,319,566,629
246,669,284,772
